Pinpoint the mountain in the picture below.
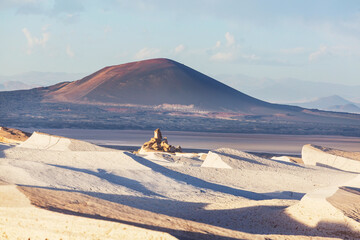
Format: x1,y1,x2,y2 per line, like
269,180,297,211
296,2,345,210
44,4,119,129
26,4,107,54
217,74,360,104
0,72,85,91
294,95,360,113
329,104,360,113
43,58,298,113
0,81,38,91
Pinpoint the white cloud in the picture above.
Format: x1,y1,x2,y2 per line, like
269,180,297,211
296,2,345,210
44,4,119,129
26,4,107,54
174,44,185,54
210,32,261,63
225,32,235,46
309,45,328,61
214,32,236,47
66,45,74,57
210,32,237,61
22,27,49,54
134,47,160,59
210,52,234,61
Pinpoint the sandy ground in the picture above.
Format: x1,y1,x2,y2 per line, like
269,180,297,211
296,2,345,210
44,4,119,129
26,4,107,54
0,132,359,239
328,185,360,222
0,183,177,240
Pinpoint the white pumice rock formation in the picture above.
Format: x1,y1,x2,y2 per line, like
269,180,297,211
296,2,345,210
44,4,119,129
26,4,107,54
302,144,360,173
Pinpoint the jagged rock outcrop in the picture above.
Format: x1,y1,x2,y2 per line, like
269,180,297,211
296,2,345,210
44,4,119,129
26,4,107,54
139,129,182,153
0,126,31,144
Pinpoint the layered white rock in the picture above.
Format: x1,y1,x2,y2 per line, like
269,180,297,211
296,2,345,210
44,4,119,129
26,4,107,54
19,131,107,151
1,132,360,239
5,132,150,170
302,144,360,173
286,175,360,236
271,156,303,164
201,151,232,169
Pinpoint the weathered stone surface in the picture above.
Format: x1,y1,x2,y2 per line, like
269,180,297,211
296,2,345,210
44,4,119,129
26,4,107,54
0,126,31,144
302,144,360,173
154,128,162,140
139,129,182,153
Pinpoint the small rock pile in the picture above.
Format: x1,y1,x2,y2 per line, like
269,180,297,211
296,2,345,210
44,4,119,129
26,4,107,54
140,128,182,153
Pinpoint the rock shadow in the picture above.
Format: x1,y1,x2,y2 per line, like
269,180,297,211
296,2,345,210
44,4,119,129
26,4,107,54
43,207,241,240
80,193,360,239
125,152,269,200
263,190,305,200
196,204,359,239
316,163,360,174
48,164,164,198
211,151,306,169
0,144,11,158
213,151,267,166
18,185,360,240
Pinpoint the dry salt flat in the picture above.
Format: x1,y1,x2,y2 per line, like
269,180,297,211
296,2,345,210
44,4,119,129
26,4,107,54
0,131,359,239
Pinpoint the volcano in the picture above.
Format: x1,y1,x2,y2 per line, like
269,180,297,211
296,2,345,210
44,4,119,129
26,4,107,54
44,58,298,113
1,58,360,135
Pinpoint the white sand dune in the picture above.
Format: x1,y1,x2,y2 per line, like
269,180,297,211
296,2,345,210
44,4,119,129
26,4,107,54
0,133,359,239
302,144,360,173
19,131,109,151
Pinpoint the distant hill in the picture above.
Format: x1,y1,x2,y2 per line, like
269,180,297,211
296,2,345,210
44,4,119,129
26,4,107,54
294,95,360,113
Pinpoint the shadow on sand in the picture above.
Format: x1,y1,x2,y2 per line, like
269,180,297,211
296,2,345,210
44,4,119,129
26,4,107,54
9,148,356,239
124,152,275,200
48,164,164,198
213,151,306,169
213,151,267,166
0,144,12,158
18,185,359,240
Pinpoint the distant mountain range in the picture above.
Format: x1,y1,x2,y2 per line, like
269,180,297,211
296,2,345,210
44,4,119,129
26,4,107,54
0,72,84,91
1,58,360,136
218,74,360,104
292,95,360,113
0,81,38,91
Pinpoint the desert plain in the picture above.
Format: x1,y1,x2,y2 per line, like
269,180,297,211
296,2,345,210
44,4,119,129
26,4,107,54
0,128,359,240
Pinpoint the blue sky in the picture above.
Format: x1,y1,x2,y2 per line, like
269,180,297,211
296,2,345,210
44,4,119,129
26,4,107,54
1,0,360,86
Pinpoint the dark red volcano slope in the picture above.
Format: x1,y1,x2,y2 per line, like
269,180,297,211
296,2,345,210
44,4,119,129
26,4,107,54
44,58,298,113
